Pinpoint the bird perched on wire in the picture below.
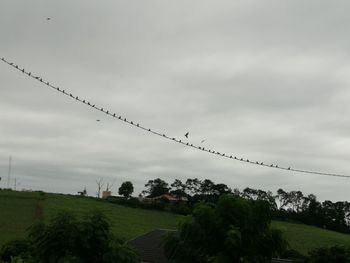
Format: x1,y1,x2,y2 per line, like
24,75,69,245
184,132,189,138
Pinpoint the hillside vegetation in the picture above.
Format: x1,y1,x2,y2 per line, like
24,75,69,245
1,190,350,255
0,190,180,246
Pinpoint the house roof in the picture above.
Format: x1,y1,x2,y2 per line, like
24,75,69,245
128,229,176,263
152,194,179,201
150,194,188,201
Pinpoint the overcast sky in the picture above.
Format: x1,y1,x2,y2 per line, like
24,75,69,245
1,0,350,201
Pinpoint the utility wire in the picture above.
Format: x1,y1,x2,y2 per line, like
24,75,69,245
1,57,350,178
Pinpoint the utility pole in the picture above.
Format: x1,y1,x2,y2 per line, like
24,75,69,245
7,156,12,189
14,178,17,191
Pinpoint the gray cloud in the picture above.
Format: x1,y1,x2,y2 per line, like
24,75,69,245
1,0,350,201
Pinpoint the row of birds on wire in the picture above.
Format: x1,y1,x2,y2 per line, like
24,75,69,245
1,57,350,178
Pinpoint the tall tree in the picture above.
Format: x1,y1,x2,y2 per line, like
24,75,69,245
170,179,187,198
95,178,105,198
165,195,287,262
185,178,202,196
200,179,215,195
212,183,232,196
144,178,170,198
118,181,134,199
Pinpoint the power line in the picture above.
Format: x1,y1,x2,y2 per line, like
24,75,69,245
1,56,350,178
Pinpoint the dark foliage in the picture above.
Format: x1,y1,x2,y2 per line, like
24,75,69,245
118,181,134,198
143,178,170,198
0,211,139,263
307,246,350,263
164,195,288,263
273,189,350,234
0,240,31,263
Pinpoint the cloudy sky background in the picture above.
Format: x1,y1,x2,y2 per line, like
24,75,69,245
1,0,350,201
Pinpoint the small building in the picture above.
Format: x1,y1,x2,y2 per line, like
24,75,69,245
142,194,187,205
102,190,111,199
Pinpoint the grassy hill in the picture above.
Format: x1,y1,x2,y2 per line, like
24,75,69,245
0,190,181,246
272,220,350,255
1,190,350,255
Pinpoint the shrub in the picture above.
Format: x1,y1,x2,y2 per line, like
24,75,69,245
307,246,350,263
0,240,30,263
0,211,140,263
165,195,288,263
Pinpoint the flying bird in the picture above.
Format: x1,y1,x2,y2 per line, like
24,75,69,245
96,120,100,122
201,139,206,143
46,18,51,20
184,132,189,138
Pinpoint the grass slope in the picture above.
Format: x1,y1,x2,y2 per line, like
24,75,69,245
0,190,181,247
272,220,350,255
1,190,350,255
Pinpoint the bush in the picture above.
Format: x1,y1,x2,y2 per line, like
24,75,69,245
0,211,140,263
9,256,25,263
170,203,192,215
0,240,30,263
281,249,307,262
165,195,288,263
307,246,350,263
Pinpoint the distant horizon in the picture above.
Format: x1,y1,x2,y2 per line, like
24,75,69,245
2,0,350,202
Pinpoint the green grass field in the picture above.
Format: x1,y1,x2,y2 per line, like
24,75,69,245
1,190,350,255
272,220,350,255
0,190,181,247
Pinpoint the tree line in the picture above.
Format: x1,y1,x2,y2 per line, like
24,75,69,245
114,177,350,235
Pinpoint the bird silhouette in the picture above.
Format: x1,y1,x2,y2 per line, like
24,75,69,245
201,139,206,143
96,120,100,122
184,132,189,138
46,18,51,20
